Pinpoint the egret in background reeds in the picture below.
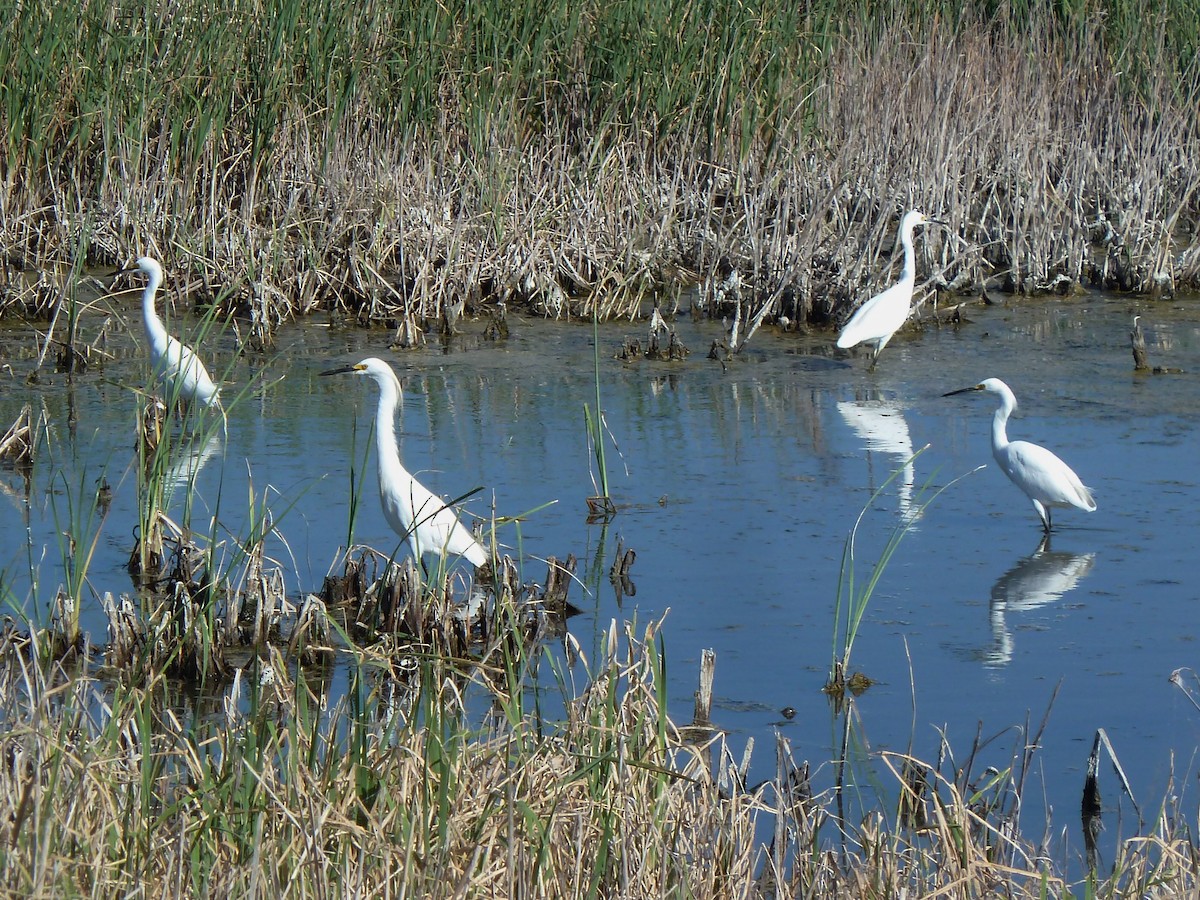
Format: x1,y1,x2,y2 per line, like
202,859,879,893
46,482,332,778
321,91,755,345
320,357,488,569
944,378,1096,531
837,209,941,365
125,256,222,415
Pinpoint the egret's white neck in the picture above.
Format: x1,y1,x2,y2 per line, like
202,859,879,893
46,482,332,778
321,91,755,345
991,406,1010,455
899,221,918,284
372,370,410,482
990,389,1017,456
141,270,169,353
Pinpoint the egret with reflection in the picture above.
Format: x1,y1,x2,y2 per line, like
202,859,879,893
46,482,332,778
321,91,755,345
836,209,943,365
320,357,488,570
944,378,1096,531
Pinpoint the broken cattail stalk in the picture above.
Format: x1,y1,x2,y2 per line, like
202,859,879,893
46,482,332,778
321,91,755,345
692,648,716,729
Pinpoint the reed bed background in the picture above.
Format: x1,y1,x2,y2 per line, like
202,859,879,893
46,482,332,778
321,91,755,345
0,0,1196,346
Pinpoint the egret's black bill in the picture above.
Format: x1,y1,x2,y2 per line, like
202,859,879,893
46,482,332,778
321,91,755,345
943,384,984,397
319,363,364,377
319,364,356,377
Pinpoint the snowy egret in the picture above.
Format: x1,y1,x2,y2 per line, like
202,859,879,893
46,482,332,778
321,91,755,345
320,358,489,569
944,378,1096,531
837,209,942,364
124,257,221,414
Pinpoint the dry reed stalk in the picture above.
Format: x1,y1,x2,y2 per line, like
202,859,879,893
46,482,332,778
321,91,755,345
0,403,37,469
0,605,1199,895
6,12,1196,346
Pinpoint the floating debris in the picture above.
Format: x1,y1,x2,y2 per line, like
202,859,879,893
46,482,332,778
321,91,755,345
609,541,636,604
1131,314,1183,374
706,339,729,368
929,300,973,325
483,299,509,340
542,554,577,612
1131,315,1148,370
585,494,617,522
0,404,38,471
823,661,875,707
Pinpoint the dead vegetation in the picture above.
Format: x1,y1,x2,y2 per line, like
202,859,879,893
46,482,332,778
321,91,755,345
0,403,40,472
0,8,1195,353
0,607,1196,896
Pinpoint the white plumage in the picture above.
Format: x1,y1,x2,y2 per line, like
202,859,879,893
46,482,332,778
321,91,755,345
321,357,488,569
131,256,221,413
945,378,1096,531
837,209,937,364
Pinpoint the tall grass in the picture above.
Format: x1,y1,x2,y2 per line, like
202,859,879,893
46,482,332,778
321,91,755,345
2,605,1199,895
583,307,616,519
0,0,1195,338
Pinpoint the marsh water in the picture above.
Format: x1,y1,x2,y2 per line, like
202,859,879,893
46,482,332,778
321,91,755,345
3,289,1200,858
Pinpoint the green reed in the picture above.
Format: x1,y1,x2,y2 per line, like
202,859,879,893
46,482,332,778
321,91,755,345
46,462,110,650
4,0,1183,172
584,308,611,510
829,449,980,691
0,0,1195,336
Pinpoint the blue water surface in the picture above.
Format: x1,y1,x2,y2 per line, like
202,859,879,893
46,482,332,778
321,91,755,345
2,288,1198,869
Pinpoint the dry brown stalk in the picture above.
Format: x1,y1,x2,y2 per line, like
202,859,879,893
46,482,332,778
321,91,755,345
4,17,1193,353
1,606,1200,896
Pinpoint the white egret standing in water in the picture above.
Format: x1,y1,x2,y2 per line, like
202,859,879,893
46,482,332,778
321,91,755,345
125,256,222,414
944,378,1096,531
320,357,489,569
837,209,941,365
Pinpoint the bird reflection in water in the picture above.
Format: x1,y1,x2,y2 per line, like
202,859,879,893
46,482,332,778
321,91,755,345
985,534,1095,667
837,394,916,520
161,431,223,500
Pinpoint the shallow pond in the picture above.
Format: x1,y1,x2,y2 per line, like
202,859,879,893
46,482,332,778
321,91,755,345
3,288,1199,861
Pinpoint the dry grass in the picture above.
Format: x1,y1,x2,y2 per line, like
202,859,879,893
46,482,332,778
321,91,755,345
0,6,1195,351
0,604,1198,896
